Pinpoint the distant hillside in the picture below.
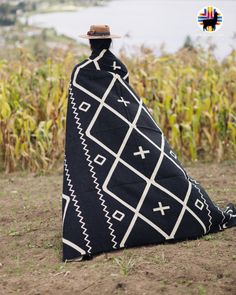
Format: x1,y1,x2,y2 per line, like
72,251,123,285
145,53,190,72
0,0,109,26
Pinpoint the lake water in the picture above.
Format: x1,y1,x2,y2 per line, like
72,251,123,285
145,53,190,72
28,0,236,59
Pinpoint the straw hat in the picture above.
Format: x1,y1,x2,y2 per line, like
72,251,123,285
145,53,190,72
79,25,121,39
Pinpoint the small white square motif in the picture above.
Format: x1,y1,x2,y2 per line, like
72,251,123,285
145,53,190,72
79,102,91,112
94,154,106,166
195,199,204,210
170,150,177,159
112,210,125,222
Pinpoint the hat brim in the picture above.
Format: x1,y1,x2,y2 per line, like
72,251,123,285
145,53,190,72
78,34,121,39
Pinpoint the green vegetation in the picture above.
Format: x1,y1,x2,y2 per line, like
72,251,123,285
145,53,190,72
0,2,18,26
0,0,106,63
0,0,109,25
121,46,236,162
113,251,137,275
0,45,236,172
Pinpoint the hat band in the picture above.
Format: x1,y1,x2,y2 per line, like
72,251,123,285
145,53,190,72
87,31,111,36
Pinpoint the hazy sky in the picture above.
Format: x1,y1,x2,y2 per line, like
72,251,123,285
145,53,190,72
28,0,236,58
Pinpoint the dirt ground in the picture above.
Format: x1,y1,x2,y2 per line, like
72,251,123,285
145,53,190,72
0,161,235,295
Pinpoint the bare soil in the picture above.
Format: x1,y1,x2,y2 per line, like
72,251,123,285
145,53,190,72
0,161,236,295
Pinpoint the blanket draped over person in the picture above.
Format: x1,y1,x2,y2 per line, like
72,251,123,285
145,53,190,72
62,48,236,261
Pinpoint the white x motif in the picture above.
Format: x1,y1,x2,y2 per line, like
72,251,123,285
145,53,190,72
117,96,130,107
153,202,170,216
113,61,121,71
133,146,150,159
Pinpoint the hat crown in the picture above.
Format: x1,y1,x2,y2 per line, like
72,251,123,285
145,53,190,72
89,25,110,35
79,24,121,39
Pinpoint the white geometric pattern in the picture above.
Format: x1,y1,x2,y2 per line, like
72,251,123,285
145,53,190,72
79,101,91,112
153,202,171,216
133,146,150,159
64,156,92,254
195,199,204,210
170,150,177,159
112,210,125,221
113,61,121,71
70,49,212,249
69,79,118,249
62,193,70,226
94,154,106,166
117,96,130,107
192,182,212,233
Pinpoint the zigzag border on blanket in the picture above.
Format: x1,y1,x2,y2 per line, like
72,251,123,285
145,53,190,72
214,202,226,230
188,176,199,185
68,83,118,249
187,175,226,230
64,156,92,254
192,182,212,233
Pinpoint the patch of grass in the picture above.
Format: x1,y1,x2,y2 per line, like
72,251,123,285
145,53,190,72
223,271,231,278
0,191,6,198
5,254,28,276
39,232,62,258
0,164,235,294
159,280,167,292
34,170,49,177
8,229,21,237
6,219,43,237
5,266,22,276
181,240,196,248
51,261,68,273
113,251,136,276
197,284,207,295
202,234,215,241
53,233,62,259
152,251,170,265
177,277,193,286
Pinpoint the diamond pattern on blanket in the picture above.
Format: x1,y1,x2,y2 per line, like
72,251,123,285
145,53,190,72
62,48,236,261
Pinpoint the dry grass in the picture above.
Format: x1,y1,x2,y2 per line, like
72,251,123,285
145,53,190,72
0,161,235,294
1,47,236,171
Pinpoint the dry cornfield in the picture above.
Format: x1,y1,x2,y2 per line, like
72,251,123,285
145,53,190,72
0,47,235,172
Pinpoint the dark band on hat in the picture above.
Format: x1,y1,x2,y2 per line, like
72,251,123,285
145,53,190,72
87,31,110,36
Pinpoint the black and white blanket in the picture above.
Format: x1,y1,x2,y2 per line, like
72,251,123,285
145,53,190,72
62,48,236,261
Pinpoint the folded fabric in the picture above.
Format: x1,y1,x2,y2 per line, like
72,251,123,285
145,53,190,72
62,48,236,261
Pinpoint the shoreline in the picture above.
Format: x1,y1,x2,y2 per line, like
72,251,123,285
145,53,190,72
21,5,83,19
20,0,110,18
0,0,111,52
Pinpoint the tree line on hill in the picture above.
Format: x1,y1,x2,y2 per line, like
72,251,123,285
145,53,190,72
0,0,108,26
